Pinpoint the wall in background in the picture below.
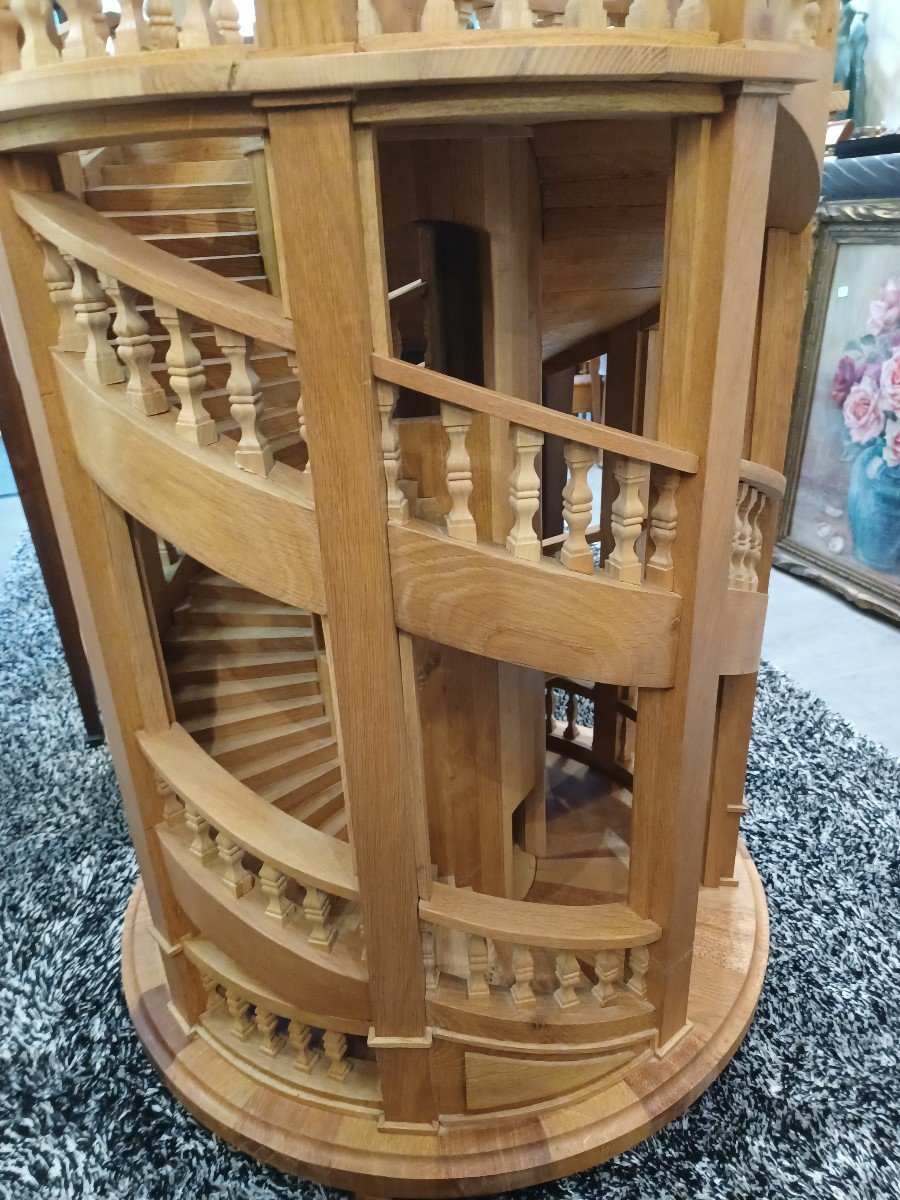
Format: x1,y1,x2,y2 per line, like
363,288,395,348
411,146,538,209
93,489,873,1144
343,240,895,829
863,1,900,131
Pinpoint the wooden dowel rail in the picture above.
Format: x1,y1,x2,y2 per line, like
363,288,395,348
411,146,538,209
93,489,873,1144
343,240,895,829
420,879,660,951
11,189,294,351
371,353,698,475
138,724,359,900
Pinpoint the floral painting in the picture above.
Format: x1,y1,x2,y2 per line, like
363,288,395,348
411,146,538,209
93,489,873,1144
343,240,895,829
781,216,900,622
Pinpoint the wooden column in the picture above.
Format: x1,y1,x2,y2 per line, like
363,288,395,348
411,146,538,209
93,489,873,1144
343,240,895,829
628,92,779,1044
265,105,436,1125
0,154,204,1027
703,226,812,887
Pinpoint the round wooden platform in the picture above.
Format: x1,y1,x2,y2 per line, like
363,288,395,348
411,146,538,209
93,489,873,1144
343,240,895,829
121,843,768,1198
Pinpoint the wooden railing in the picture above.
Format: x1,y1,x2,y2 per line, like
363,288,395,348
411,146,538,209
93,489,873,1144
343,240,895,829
12,189,302,481
140,724,359,955
374,354,696,590
729,460,785,594
0,0,825,77
420,879,659,1012
546,675,635,786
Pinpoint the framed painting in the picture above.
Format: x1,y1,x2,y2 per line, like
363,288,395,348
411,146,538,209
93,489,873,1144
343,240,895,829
777,199,900,624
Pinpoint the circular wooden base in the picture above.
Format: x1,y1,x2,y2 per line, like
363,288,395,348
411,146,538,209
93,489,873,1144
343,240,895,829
122,844,768,1198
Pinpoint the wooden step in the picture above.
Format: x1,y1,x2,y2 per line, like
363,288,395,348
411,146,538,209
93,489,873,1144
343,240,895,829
175,598,306,629
85,181,255,212
235,736,339,792
154,352,292,390
166,650,318,687
120,137,252,164
260,758,343,812
320,808,350,843
286,779,345,829
208,715,332,770
165,625,315,657
189,573,286,607
111,209,258,236
143,231,262,259
181,695,326,743
217,404,298,444
172,671,322,717
188,254,266,279
101,159,252,186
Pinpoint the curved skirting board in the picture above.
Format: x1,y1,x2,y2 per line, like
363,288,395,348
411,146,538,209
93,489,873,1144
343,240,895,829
122,843,769,1198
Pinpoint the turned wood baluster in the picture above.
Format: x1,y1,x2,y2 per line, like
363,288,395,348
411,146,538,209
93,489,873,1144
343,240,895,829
563,689,577,740
255,1008,286,1056
592,949,624,1006
561,442,596,573
289,1021,318,1073
215,327,274,476
489,0,534,27
746,489,766,593
158,781,185,829
225,988,254,1040
323,1029,352,1081
9,0,58,66
0,0,22,73
177,0,213,46
627,945,650,1001
208,0,241,41
506,426,543,562
605,458,650,584
553,951,583,1009
183,802,217,865
420,0,459,31
422,929,439,992
302,886,337,951
509,945,537,1007
216,832,253,898
645,470,680,590
199,973,225,1015
259,863,295,923
104,278,168,415
35,238,83,353
357,0,382,35
625,0,671,28
66,257,126,387
154,301,217,448
286,352,309,474
62,0,108,58
111,0,143,52
144,0,178,49
377,383,409,522
730,482,754,589
442,402,477,542
673,0,710,30
467,935,490,999
791,0,820,44
563,0,608,26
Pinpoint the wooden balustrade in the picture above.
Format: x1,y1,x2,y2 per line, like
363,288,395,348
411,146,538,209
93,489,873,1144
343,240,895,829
728,463,784,593
15,192,299,480
546,675,636,785
0,0,823,77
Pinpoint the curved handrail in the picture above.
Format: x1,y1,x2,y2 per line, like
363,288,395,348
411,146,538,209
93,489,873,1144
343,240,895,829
738,458,786,501
138,723,358,900
420,880,660,952
11,189,295,351
373,353,698,475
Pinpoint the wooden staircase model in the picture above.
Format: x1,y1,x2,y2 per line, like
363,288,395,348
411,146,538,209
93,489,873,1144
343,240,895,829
0,1,837,1195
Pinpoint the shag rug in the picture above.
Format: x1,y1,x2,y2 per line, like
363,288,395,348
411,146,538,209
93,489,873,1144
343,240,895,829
1,534,898,1200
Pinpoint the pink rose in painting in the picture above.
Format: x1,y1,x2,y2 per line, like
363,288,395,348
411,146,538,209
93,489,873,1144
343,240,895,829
884,419,900,468
879,349,900,416
832,355,859,407
842,376,884,444
868,278,900,335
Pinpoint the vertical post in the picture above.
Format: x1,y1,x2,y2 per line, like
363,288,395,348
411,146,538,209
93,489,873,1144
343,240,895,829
628,93,779,1044
266,105,436,1126
0,154,206,1029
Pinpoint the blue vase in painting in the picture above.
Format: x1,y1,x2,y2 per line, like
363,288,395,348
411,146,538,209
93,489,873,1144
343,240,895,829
847,440,900,573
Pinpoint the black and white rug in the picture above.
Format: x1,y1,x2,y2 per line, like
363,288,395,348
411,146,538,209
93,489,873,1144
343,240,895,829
1,534,898,1200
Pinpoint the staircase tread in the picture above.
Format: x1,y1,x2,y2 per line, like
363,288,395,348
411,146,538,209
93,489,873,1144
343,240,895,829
208,717,331,756
180,695,325,732
259,758,342,805
167,624,313,643
173,671,320,703
319,810,349,838
288,780,345,825
175,598,303,617
167,649,319,675
233,736,338,780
